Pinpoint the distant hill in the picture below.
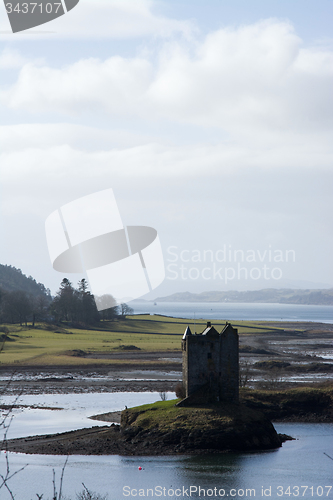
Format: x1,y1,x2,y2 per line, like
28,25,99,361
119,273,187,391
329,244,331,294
0,264,51,298
154,288,333,306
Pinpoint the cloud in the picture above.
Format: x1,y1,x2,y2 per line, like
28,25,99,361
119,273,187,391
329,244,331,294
1,56,153,115
0,123,153,152
0,13,332,289
0,120,332,290
2,19,333,137
1,124,332,213
0,48,29,69
1,132,332,288
0,0,194,40
0,121,332,244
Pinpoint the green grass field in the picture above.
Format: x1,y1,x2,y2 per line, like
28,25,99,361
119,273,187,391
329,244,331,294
0,315,288,366
125,385,333,424
122,399,234,431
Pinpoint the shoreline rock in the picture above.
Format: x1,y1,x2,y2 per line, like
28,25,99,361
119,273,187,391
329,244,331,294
4,401,287,456
4,386,332,456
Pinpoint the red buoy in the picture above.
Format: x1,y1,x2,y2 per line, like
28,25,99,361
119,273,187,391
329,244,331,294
138,466,142,470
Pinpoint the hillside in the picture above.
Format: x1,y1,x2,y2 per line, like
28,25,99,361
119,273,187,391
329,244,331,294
155,288,333,306
0,264,50,298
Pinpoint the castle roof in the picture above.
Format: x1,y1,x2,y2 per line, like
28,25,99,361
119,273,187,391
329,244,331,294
182,326,192,339
182,322,237,339
201,325,219,337
221,322,237,336
198,321,218,337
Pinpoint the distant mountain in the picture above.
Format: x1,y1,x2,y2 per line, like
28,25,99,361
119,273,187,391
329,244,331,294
0,264,51,298
154,288,333,306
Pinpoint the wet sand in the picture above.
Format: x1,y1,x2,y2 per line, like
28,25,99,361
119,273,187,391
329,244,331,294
0,353,181,395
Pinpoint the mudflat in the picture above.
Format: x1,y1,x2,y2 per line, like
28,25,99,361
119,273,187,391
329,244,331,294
0,320,332,395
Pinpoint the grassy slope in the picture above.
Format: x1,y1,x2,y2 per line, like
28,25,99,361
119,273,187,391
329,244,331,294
0,315,288,366
124,386,333,426
122,399,234,431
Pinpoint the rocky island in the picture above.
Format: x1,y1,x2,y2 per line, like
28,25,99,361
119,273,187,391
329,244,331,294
3,322,298,456
4,397,288,456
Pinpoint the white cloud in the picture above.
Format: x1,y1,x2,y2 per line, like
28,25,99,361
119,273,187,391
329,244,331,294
0,48,29,69
0,0,194,40
2,56,153,115
1,126,332,211
0,123,153,152
0,12,332,290
2,19,333,137
1,134,332,288
0,121,332,229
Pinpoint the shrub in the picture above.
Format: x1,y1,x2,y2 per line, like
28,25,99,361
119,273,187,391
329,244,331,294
76,484,107,500
175,383,185,399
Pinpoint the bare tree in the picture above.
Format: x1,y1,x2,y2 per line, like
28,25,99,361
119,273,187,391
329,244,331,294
51,457,68,500
77,483,108,500
0,344,27,499
119,303,134,319
258,367,283,390
239,360,253,388
159,391,167,401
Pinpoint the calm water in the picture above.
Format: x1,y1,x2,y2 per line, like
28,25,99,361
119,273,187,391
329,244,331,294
132,301,333,323
3,424,333,500
1,392,166,440
1,393,332,500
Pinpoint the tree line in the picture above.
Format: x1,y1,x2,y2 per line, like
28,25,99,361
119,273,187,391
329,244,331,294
0,263,51,296
0,278,133,326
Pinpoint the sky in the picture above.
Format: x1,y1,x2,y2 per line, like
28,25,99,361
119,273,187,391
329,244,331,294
0,0,333,298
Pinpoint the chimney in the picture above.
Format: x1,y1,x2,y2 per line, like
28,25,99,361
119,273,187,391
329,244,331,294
206,321,211,328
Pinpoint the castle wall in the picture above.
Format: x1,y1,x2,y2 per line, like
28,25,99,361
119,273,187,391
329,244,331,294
182,323,239,403
183,336,220,396
219,328,239,402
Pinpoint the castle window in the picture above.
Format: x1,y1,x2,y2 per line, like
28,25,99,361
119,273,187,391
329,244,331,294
207,352,212,359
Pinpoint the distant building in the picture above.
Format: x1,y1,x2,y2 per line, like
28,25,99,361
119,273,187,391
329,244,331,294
181,322,239,404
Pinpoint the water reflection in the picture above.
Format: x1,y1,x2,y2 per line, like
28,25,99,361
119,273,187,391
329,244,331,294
1,391,170,439
1,391,332,500
3,424,333,500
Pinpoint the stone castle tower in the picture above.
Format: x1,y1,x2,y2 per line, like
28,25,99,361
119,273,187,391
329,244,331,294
181,322,239,404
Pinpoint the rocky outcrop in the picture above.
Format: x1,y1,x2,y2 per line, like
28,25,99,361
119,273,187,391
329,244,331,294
4,401,285,456
120,403,283,454
241,387,333,422
116,425,282,455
